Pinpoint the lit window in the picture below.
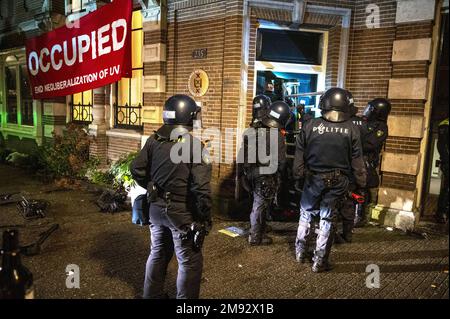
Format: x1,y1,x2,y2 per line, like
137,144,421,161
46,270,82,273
71,90,93,124
115,10,143,130
68,0,92,14
5,66,18,124
2,61,34,126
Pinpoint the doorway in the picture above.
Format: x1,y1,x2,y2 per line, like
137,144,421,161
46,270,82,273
422,11,449,217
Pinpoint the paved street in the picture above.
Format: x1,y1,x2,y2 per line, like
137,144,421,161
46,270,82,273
0,164,448,299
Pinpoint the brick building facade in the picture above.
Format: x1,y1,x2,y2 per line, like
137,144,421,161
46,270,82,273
1,0,447,228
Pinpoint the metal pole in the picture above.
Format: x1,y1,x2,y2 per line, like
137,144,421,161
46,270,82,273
286,91,325,98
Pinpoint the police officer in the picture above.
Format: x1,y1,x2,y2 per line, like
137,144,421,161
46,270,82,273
130,94,212,299
354,98,391,227
251,95,271,127
293,87,366,272
264,82,278,102
238,101,289,245
436,117,449,223
336,91,364,243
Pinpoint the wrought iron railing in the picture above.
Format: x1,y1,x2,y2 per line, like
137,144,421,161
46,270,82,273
21,99,34,126
70,102,93,124
114,103,143,130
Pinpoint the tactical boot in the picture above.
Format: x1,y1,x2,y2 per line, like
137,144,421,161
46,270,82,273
342,223,353,243
311,256,333,273
333,232,346,244
354,217,367,228
248,234,273,246
296,250,312,263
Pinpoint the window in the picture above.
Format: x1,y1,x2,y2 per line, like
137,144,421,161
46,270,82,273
257,29,323,65
67,0,93,14
256,71,319,108
5,66,17,124
71,90,93,124
20,65,33,126
115,10,143,130
3,62,34,126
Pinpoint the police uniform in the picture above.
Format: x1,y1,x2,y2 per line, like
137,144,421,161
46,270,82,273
436,118,449,223
336,113,366,242
130,95,212,299
238,101,289,245
293,88,366,272
354,98,391,227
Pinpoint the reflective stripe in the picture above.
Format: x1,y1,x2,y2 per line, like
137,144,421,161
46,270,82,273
270,110,280,119
439,118,449,126
163,111,176,119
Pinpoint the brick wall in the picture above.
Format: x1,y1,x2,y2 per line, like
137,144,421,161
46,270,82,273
346,0,397,110
385,136,422,154
381,172,417,191
164,0,243,196
107,136,141,163
326,25,342,89
380,17,434,193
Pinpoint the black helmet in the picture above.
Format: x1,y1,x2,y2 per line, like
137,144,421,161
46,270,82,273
261,101,291,128
157,94,199,138
363,98,391,122
162,94,199,127
319,87,351,122
252,95,271,122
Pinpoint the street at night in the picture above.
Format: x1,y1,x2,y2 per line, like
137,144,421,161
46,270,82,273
0,165,448,299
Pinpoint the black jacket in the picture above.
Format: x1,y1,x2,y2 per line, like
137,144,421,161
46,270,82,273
237,126,287,179
361,120,388,158
130,127,212,228
293,117,366,188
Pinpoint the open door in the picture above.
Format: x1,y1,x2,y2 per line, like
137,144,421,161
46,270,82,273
421,11,449,218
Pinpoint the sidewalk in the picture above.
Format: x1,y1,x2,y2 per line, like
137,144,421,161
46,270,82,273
0,164,448,299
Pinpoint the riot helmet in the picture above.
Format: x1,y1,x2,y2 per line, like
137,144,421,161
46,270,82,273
363,98,391,122
261,101,291,129
252,95,271,122
157,94,199,138
162,94,199,127
319,87,351,122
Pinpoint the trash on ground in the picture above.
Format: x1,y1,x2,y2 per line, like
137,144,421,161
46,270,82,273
17,196,48,219
386,227,394,231
0,192,20,206
431,284,437,288
238,264,243,268
96,189,127,213
21,224,59,256
368,221,379,226
218,226,246,237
